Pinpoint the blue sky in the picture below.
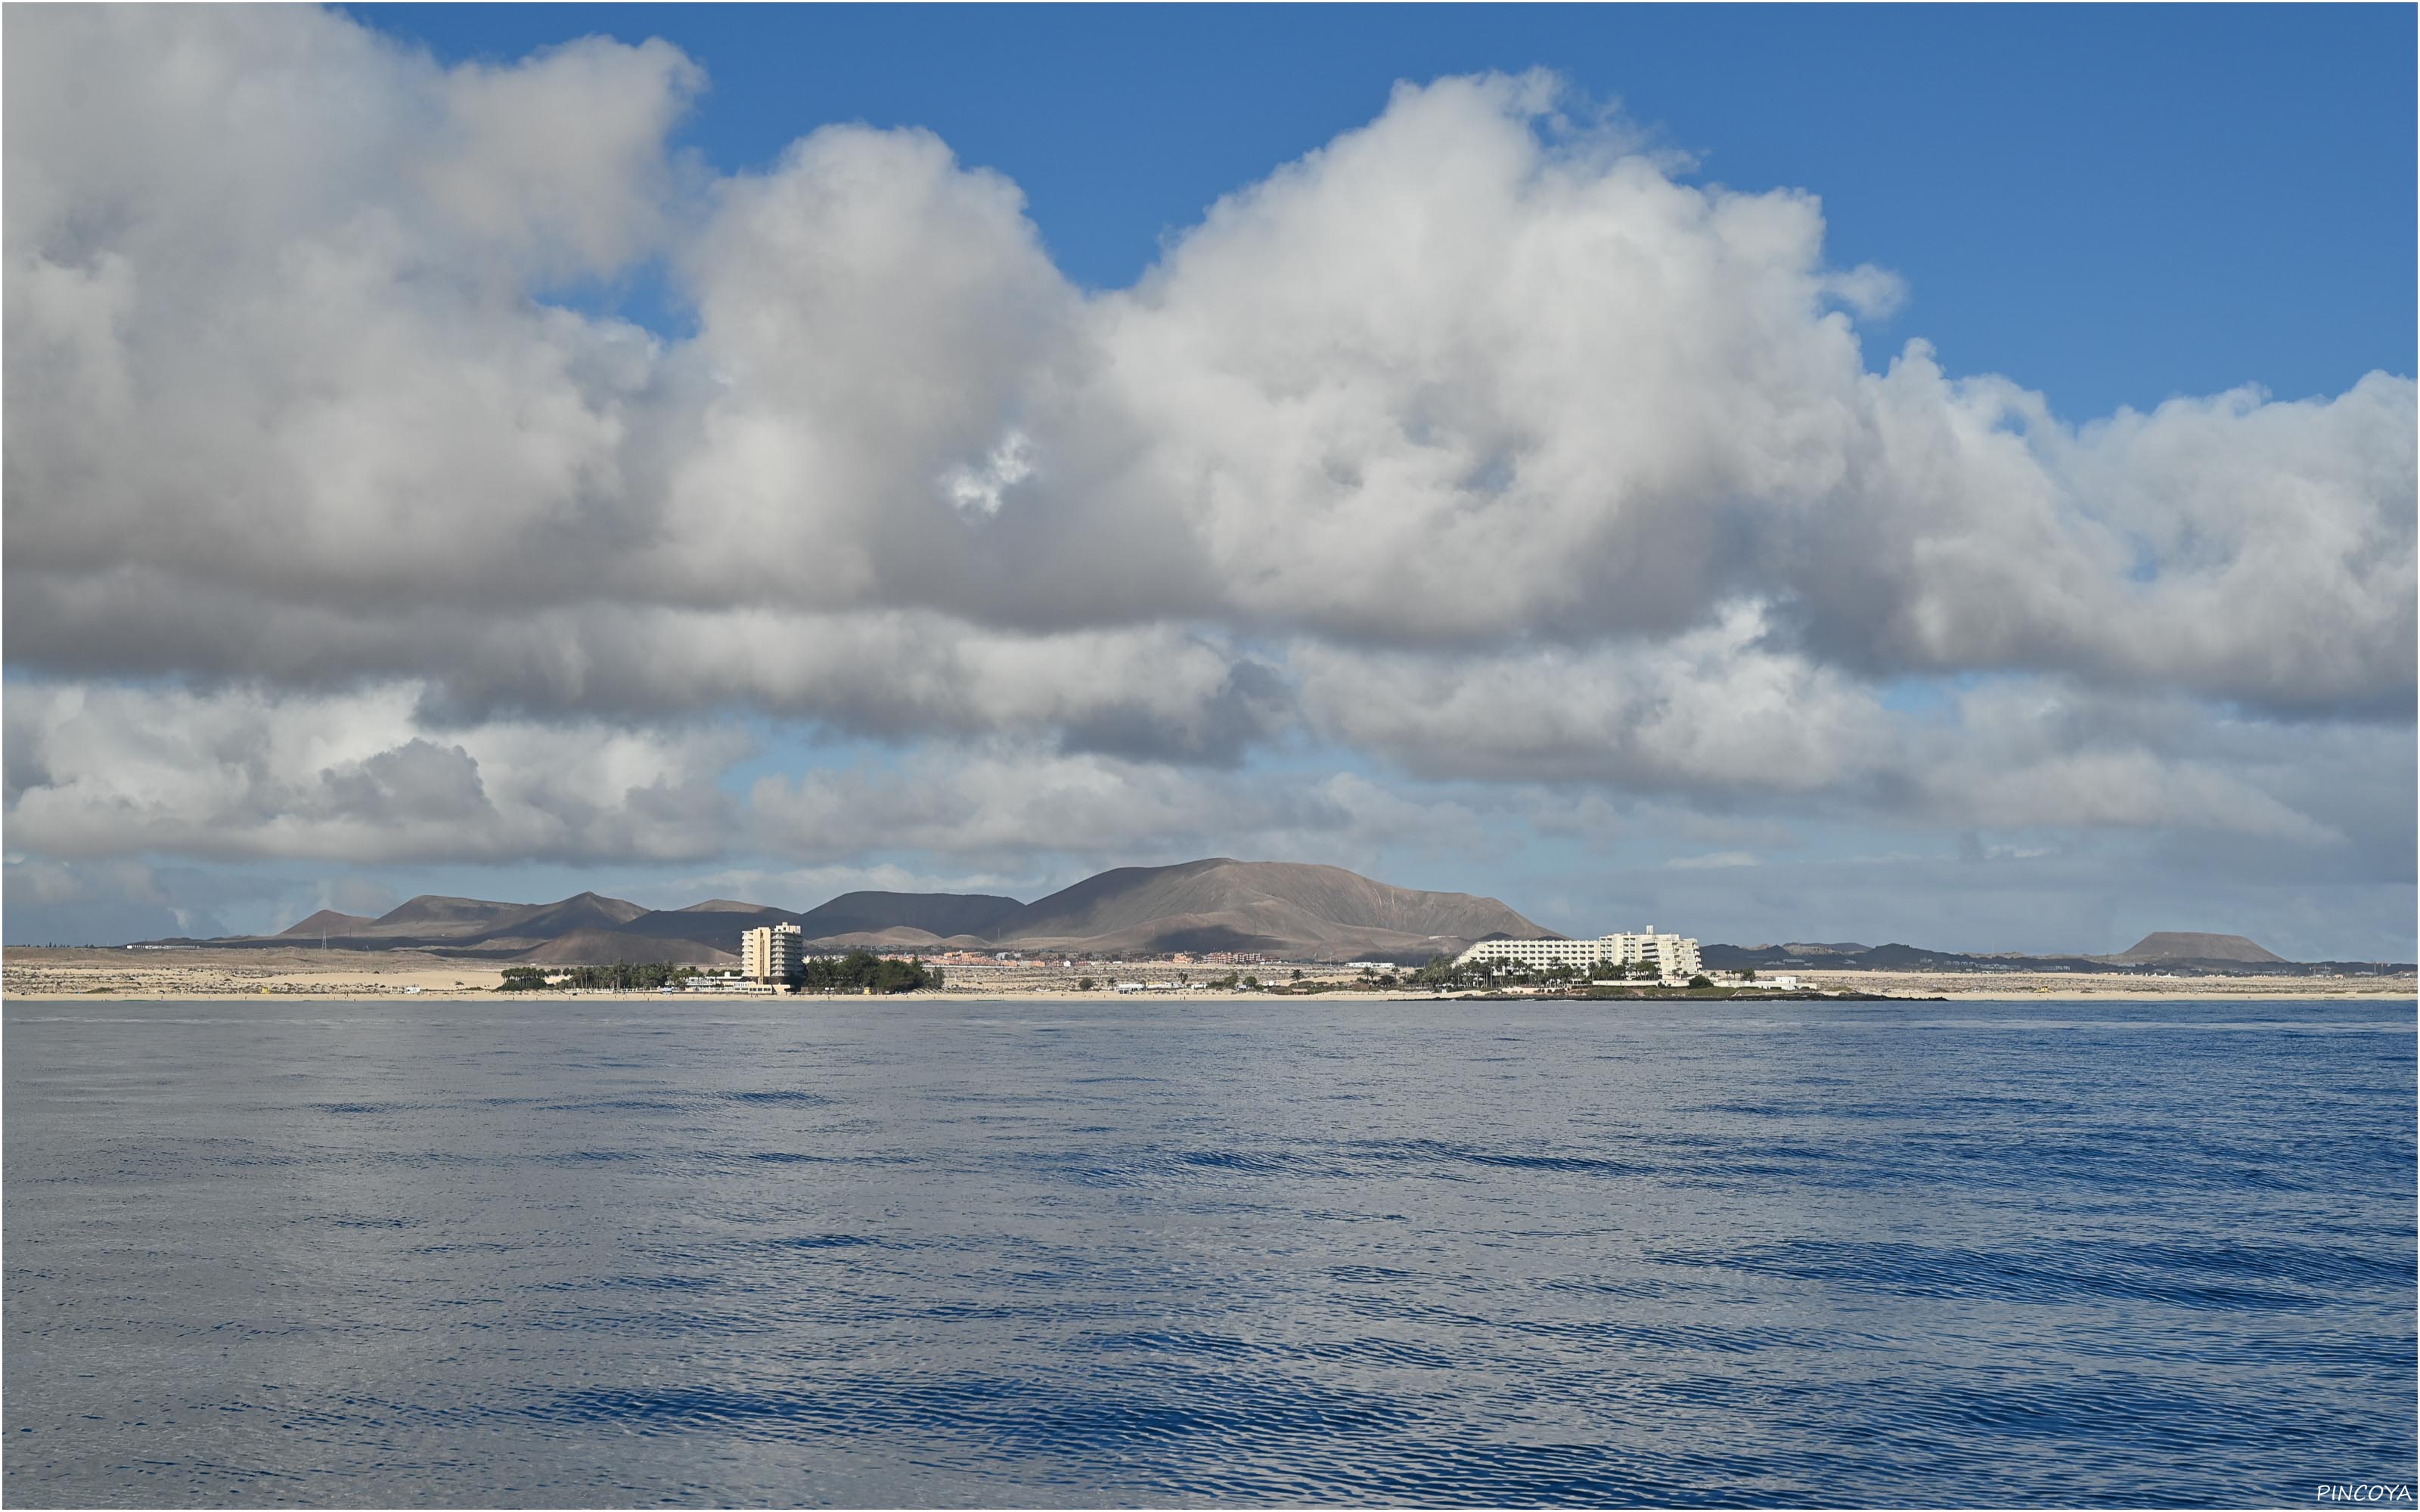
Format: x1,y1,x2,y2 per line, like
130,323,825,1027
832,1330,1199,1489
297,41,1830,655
6,5,2413,958
360,3,2417,414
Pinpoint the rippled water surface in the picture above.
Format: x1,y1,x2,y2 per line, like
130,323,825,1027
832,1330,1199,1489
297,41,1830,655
6,997,2414,1506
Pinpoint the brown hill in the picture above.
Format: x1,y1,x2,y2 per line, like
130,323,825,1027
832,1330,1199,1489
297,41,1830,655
369,895,529,932
279,909,374,938
180,891,665,956
807,928,994,951
2105,931,2285,965
607,902,793,950
284,891,652,954
513,928,737,967
141,861,1556,965
991,859,1554,960
793,891,1028,941
480,860,1555,963
504,891,648,937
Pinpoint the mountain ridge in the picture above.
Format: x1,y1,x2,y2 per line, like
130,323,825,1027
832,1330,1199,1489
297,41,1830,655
139,874,2381,971
147,860,1557,964
1701,934,2371,974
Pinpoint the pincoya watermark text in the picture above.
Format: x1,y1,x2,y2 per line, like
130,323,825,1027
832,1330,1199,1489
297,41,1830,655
2316,1485,2414,1503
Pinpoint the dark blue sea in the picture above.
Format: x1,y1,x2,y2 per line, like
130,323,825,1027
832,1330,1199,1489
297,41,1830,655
5,996,2413,1507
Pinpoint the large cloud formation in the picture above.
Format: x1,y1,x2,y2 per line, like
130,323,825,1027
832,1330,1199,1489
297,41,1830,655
4,8,2411,943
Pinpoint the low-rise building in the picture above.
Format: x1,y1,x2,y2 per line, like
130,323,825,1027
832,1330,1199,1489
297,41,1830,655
741,922,805,984
1457,927,1702,979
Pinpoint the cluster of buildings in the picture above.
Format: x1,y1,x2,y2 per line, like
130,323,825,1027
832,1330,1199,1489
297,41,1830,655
1455,927,1704,980
740,918,1718,990
737,927,1277,987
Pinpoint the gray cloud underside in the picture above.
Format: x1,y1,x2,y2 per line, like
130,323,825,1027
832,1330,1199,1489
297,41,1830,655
8,680,2407,879
4,8,2412,884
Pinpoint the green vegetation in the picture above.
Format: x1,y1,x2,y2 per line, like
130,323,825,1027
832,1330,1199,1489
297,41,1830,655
498,962,697,992
1076,975,1097,991
494,953,941,995
1590,961,1653,981
1405,955,1485,990
797,951,942,994
1406,955,1632,992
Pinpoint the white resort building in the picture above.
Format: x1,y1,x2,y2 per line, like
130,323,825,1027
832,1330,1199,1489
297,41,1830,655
742,922,805,984
1456,928,1703,979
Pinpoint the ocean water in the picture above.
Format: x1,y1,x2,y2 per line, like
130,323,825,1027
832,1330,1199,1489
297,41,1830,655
5,996,2412,1507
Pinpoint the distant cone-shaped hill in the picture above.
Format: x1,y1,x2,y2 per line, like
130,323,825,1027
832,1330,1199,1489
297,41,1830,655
278,909,374,938
2104,932,2285,965
506,892,649,937
150,860,1559,965
370,895,528,930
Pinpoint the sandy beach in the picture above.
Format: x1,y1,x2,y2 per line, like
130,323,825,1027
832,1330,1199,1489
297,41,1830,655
3,947,2410,1003
4,947,519,999
1789,968,2415,1002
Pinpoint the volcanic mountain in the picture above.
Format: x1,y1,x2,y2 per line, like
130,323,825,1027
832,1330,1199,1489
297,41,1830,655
1000,859,1546,957
2100,932,2287,967
742,860,1553,961
156,860,1558,965
281,909,374,938
150,886,2381,972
